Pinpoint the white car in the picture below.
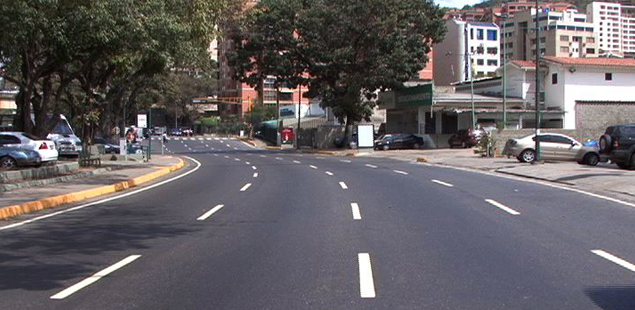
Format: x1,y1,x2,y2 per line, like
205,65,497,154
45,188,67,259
0,132,58,163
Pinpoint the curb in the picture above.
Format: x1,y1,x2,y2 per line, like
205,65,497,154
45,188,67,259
0,166,116,193
239,138,257,147
0,157,186,220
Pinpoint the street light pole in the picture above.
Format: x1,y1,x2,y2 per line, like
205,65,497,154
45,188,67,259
502,14,507,129
296,84,301,150
469,53,475,129
534,0,541,162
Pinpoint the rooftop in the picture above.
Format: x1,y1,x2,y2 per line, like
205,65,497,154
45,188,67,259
542,57,635,67
510,60,536,69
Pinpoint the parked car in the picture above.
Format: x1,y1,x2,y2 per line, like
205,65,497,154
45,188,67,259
93,137,121,154
170,128,183,136
46,115,82,157
598,124,635,169
0,132,58,163
448,128,484,148
374,134,424,150
0,147,42,169
502,133,601,165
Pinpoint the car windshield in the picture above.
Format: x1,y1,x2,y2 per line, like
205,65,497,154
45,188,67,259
51,119,75,135
620,126,635,136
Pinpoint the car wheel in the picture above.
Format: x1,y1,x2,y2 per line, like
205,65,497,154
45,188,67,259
0,157,17,169
583,153,599,166
520,149,536,163
599,134,612,154
383,145,390,151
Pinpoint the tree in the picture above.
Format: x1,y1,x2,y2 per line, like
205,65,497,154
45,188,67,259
229,0,445,143
0,0,236,138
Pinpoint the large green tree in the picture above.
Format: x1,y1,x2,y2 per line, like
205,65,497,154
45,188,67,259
229,0,445,141
0,0,237,138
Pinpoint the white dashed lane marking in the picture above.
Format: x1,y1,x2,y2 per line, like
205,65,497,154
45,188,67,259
339,182,348,189
393,170,409,175
365,164,377,169
485,199,520,215
240,183,252,192
326,171,334,176
351,203,362,220
431,179,454,187
197,204,225,221
358,253,376,299
592,250,635,273
309,165,318,169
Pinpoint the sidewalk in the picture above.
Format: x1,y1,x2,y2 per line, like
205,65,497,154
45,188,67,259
354,148,635,204
0,155,185,220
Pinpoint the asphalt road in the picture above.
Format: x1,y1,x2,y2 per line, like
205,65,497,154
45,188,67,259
1,136,635,309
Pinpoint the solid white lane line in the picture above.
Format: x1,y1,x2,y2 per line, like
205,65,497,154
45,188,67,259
293,160,301,164
365,164,378,168
592,250,635,273
253,173,259,178
309,165,318,169
431,179,454,187
1,157,202,231
351,203,362,220
326,171,334,176
339,182,348,189
393,170,409,175
197,204,225,221
50,255,142,299
485,199,520,215
252,166,257,170
358,253,376,299
240,183,252,192
340,159,352,163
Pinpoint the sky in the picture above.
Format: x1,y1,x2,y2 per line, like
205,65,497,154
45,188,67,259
435,0,483,8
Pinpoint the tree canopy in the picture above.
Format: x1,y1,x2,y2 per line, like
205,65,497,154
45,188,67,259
229,0,445,129
0,0,238,138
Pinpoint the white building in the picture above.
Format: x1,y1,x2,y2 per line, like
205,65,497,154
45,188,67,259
543,57,635,129
587,1,635,57
434,20,500,86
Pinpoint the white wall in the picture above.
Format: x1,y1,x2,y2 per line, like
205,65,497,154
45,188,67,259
433,20,465,86
546,63,635,129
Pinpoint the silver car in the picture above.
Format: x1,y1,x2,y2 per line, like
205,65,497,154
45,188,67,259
503,133,601,165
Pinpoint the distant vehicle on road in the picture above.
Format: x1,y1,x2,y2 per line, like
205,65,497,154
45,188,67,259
374,134,424,151
0,147,42,169
0,132,58,164
170,128,183,136
503,133,601,165
181,127,193,136
448,128,484,148
598,124,635,169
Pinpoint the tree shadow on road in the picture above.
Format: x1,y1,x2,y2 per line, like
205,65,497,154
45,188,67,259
0,207,196,292
584,285,635,310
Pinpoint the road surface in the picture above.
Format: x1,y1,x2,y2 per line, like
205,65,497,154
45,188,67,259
1,136,634,309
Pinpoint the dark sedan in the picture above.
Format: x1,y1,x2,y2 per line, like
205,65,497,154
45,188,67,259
93,137,121,154
374,134,424,150
0,147,42,169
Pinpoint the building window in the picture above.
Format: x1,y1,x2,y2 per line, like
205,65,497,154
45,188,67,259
477,29,484,40
487,29,497,41
586,48,596,54
487,59,498,66
470,28,474,40
560,46,569,53
477,59,484,65
587,37,595,43
540,37,546,43
560,35,569,42
487,47,498,54
552,73,558,85
476,46,484,54
605,73,613,81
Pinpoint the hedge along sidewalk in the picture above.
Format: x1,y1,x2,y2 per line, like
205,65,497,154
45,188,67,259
0,156,186,220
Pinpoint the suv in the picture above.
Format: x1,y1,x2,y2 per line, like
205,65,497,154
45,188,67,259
448,128,484,148
599,124,635,169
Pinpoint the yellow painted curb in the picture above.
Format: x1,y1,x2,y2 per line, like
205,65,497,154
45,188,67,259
239,138,257,147
265,146,282,150
0,157,186,220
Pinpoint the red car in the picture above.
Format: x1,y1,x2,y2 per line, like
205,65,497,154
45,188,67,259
448,128,484,148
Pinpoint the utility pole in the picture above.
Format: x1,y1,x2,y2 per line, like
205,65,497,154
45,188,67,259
147,107,152,160
296,84,301,149
276,85,281,146
469,53,476,129
502,14,507,129
534,0,542,162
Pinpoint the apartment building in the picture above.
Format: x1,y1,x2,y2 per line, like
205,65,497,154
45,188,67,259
434,20,501,85
587,1,635,57
500,1,577,18
502,9,598,61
